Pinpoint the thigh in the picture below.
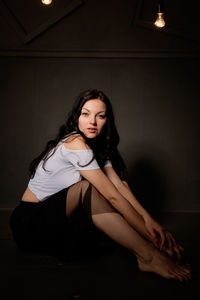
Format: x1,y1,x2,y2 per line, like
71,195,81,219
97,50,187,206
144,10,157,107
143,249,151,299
90,185,119,215
66,180,90,218
66,180,121,218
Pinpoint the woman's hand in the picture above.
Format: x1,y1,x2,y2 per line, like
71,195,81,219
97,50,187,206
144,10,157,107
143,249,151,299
144,215,166,249
144,215,184,262
162,231,185,263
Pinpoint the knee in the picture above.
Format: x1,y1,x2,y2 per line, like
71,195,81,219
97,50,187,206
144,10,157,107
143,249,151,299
80,179,91,193
69,179,91,196
81,179,91,188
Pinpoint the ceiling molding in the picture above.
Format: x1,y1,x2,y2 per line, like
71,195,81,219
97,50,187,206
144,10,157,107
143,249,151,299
134,0,200,43
0,0,83,44
0,49,199,59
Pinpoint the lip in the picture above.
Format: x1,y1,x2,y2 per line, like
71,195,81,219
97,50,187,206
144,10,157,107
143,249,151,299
87,128,97,132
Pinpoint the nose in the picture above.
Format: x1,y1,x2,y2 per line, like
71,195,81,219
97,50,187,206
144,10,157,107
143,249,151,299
89,115,97,125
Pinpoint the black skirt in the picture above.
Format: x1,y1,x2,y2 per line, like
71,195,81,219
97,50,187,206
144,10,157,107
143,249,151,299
10,188,101,259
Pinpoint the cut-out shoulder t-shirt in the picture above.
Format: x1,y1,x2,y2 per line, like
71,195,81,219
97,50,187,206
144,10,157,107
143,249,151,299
28,134,112,201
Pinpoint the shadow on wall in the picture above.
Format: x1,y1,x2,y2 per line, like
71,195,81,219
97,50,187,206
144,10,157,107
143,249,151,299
127,150,169,215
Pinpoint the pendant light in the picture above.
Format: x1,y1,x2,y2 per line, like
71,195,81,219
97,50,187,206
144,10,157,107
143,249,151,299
41,0,53,5
154,4,166,28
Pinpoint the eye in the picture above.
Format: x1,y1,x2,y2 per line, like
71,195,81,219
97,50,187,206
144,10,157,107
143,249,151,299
82,112,88,116
98,115,106,119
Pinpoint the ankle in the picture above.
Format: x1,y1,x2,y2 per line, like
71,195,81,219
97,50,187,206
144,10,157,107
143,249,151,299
135,244,155,264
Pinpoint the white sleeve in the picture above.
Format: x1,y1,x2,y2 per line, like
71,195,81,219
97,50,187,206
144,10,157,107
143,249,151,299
67,150,100,170
104,160,112,168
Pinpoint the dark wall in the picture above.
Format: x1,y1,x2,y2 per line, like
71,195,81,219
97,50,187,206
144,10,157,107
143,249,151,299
0,0,200,211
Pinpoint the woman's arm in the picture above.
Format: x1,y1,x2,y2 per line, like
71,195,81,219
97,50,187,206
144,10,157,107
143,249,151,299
66,137,182,260
103,166,166,247
66,137,157,244
103,166,184,260
80,167,153,243
65,137,149,235
104,166,151,220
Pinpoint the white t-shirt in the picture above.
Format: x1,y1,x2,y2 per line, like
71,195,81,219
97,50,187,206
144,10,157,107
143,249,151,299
28,134,112,201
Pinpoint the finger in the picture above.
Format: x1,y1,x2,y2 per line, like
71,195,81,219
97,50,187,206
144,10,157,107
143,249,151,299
159,229,166,250
154,238,160,248
169,233,177,248
154,236,161,248
170,235,184,259
174,246,182,263
170,238,184,262
166,233,173,252
164,236,175,259
147,228,158,246
166,233,180,257
178,245,185,261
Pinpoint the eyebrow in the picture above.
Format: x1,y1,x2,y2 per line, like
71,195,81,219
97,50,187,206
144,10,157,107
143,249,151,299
82,108,106,113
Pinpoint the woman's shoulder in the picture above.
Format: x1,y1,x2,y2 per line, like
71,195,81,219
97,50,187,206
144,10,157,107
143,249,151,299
64,134,90,151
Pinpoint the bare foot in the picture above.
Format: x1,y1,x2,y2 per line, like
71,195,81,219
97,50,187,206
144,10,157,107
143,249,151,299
137,248,191,282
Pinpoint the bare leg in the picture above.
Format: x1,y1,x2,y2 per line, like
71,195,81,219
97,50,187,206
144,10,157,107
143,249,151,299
66,180,191,281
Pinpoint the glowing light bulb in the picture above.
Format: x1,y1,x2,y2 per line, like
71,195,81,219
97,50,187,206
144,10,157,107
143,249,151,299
41,0,52,5
154,4,165,28
154,12,166,28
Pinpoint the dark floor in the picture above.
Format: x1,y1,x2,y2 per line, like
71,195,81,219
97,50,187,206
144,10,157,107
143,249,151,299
0,210,200,300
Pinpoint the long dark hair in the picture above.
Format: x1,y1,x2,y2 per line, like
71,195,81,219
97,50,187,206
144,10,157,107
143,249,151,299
29,89,127,179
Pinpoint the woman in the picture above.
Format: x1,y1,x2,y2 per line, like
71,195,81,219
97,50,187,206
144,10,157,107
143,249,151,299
10,89,191,281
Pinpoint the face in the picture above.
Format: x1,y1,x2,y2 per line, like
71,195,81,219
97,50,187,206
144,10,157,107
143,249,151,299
78,99,107,138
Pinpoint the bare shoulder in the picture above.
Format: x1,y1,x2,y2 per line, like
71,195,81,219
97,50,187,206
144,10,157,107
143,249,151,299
64,135,90,150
